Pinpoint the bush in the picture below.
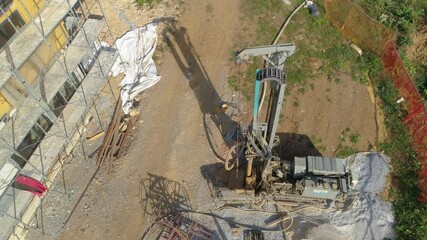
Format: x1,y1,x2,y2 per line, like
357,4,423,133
354,0,426,47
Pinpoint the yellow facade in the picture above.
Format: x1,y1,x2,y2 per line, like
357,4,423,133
0,93,11,116
18,22,69,85
0,0,70,118
0,0,45,24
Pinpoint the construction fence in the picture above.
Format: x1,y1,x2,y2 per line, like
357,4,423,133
324,0,427,202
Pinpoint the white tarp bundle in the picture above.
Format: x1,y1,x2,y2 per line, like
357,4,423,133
110,23,161,114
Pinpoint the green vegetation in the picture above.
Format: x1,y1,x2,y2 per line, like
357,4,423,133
336,146,357,158
312,137,327,153
401,54,427,104
414,67,427,100
353,0,427,107
336,128,359,157
206,4,213,14
354,0,426,47
283,8,377,86
136,0,160,8
349,133,360,144
227,75,239,91
243,0,285,43
374,75,427,239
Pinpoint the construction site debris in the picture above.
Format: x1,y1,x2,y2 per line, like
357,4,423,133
142,212,213,240
12,174,47,197
95,97,135,170
110,22,161,114
86,131,105,141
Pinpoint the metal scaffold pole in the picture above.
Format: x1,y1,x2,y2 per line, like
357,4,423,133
0,0,122,237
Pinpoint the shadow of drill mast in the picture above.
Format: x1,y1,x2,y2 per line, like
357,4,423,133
162,19,238,161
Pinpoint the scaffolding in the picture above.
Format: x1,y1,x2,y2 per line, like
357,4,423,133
0,0,124,238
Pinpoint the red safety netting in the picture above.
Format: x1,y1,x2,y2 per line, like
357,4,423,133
325,0,427,202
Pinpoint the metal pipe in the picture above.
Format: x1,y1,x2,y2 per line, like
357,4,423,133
246,158,253,177
246,156,253,186
253,77,261,131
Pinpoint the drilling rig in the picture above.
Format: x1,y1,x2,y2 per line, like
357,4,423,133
215,43,353,208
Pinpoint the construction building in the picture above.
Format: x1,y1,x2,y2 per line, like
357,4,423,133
0,0,120,238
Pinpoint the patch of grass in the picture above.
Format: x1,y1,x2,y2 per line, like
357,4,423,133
312,137,327,153
334,76,341,84
279,113,285,124
339,127,351,141
322,44,357,70
337,146,357,158
136,0,160,8
336,128,360,157
227,75,239,91
206,4,213,14
349,133,360,144
351,52,384,83
241,0,285,44
415,69,427,101
282,5,368,87
401,55,427,104
236,58,263,101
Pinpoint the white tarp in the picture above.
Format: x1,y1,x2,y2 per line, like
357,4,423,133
110,23,161,114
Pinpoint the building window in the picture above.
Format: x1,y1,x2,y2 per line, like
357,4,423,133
48,92,67,116
10,114,52,167
0,0,12,9
37,114,53,133
59,79,77,101
11,125,44,167
0,10,25,48
0,33,7,48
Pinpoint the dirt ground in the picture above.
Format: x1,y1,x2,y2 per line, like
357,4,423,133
26,0,384,239
61,0,249,239
280,73,381,158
